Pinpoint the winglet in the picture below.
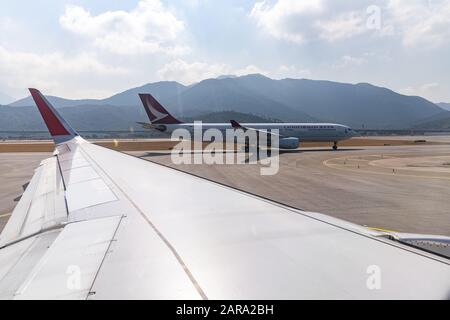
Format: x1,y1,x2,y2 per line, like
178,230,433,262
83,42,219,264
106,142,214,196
138,93,181,124
29,88,78,144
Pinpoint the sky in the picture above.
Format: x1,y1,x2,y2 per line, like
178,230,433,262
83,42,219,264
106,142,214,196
0,0,449,102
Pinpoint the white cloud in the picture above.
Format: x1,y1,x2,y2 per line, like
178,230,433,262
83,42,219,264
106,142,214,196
316,11,366,41
399,82,442,101
0,16,24,47
0,46,127,98
250,0,324,43
157,60,270,84
333,55,368,69
59,0,188,55
157,60,230,84
0,16,13,29
235,65,269,77
420,82,439,91
249,0,376,44
157,59,313,84
250,0,450,48
386,0,450,48
276,65,311,79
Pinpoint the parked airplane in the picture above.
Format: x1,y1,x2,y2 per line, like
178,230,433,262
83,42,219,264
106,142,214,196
137,93,357,150
0,89,449,299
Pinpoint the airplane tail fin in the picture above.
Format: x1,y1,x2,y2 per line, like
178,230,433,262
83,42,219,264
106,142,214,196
138,93,182,124
29,88,79,144
230,120,243,129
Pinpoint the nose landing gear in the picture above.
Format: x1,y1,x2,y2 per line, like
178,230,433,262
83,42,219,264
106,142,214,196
332,141,338,151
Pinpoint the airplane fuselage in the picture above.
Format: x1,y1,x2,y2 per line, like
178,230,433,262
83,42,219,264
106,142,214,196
148,123,356,142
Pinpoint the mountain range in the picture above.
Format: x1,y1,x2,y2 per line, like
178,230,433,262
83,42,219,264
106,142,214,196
2,74,447,131
438,102,450,111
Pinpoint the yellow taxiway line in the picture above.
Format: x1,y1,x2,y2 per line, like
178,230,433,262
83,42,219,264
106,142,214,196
367,227,398,233
0,213,11,218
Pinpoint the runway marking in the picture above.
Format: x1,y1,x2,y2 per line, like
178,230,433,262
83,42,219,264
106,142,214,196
323,155,450,180
368,155,450,172
0,213,11,218
368,159,450,175
368,227,398,233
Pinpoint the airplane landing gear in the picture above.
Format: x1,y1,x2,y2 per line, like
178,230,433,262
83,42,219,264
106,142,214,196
333,141,338,151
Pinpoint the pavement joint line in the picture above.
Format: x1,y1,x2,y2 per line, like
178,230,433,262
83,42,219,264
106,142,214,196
368,157,450,172
323,155,450,180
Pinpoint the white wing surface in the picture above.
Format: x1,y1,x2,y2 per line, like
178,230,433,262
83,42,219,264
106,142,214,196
0,89,449,300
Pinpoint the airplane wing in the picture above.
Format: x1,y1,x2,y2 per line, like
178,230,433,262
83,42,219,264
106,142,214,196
0,89,449,300
230,119,282,137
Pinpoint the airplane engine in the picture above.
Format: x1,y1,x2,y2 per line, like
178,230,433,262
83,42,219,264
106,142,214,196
279,137,300,149
138,122,167,132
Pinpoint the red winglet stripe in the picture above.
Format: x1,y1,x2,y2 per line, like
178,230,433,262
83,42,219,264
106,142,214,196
29,89,70,136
